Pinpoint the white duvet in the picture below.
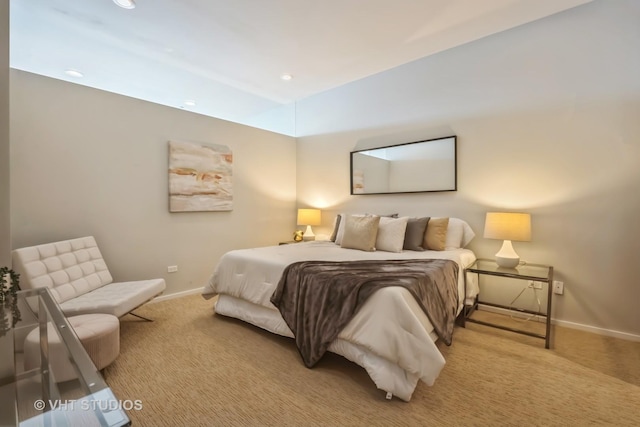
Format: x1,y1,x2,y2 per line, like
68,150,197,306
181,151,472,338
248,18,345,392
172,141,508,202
202,241,477,401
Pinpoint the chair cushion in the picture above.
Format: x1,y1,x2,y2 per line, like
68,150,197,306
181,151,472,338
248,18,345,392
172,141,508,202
13,236,166,317
59,279,166,317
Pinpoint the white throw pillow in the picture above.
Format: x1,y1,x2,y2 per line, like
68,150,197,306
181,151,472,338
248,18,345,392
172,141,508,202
375,216,409,253
444,218,476,249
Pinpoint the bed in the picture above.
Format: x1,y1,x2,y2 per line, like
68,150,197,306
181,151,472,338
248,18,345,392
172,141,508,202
202,216,478,401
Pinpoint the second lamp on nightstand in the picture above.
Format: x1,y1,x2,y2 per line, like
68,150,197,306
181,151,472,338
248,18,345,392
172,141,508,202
297,208,321,241
484,212,531,268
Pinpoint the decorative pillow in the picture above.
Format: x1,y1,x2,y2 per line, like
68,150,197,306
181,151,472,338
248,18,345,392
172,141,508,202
334,213,347,245
335,213,368,245
334,213,400,245
340,215,380,252
444,218,476,249
329,214,342,242
423,217,449,251
403,217,430,251
375,217,409,253
366,213,399,218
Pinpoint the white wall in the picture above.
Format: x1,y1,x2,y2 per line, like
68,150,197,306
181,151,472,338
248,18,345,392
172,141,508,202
0,1,9,267
296,0,640,337
10,71,296,295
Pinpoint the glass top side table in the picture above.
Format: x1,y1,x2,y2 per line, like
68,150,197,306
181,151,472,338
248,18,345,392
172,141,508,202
462,259,554,348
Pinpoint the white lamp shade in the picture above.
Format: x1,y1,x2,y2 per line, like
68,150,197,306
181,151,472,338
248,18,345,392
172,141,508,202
484,212,531,242
297,209,321,226
297,209,321,241
484,212,531,268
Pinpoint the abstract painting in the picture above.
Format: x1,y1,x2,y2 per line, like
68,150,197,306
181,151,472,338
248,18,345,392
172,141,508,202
169,140,233,212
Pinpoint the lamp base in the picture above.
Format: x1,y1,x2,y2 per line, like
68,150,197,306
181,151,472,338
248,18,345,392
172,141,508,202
495,240,520,268
495,256,520,268
302,225,315,241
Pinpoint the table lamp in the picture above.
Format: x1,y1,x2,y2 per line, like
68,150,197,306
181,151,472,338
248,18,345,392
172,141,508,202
297,209,321,241
484,212,531,268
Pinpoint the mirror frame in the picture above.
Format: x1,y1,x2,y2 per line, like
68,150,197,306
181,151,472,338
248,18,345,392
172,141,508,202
350,135,457,195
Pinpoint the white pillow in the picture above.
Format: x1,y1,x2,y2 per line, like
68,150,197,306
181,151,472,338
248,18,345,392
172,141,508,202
444,218,476,249
375,216,409,253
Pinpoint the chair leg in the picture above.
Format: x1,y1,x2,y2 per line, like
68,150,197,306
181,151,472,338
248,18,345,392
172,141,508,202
127,312,153,322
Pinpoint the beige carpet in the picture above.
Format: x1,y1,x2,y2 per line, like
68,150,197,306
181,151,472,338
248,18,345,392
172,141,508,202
105,295,640,426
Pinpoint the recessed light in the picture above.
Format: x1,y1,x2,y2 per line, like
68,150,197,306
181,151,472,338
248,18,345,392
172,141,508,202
113,0,136,9
184,100,196,106
280,74,293,81
64,69,84,78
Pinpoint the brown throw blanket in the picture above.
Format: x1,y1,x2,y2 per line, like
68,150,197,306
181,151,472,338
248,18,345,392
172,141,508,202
270,259,459,368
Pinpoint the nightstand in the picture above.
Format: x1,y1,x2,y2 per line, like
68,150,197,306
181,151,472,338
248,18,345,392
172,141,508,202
462,259,553,348
278,241,300,245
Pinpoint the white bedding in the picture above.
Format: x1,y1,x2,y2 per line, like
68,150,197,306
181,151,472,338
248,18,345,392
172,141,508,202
202,241,477,401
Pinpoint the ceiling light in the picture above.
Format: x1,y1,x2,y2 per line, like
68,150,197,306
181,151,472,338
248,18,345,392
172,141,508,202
113,0,136,9
280,74,293,81
184,100,196,106
64,69,84,78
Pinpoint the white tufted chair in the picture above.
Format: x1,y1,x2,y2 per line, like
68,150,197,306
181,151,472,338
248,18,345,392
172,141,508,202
12,236,166,318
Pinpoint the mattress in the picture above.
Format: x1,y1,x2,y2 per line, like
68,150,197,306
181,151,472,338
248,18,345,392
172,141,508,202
202,241,478,401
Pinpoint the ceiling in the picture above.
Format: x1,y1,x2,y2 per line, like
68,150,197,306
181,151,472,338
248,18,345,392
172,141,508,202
10,0,592,135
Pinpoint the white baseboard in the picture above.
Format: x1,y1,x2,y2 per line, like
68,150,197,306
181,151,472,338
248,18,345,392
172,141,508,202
552,318,640,342
477,304,640,342
151,287,204,304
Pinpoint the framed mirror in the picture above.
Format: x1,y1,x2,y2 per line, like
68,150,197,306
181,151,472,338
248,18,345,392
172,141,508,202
350,135,456,195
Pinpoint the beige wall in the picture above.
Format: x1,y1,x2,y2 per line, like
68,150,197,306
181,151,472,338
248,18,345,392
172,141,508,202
0,1,9,266
0,4,12,425
10,71,296,295
296,1,640,337
7,1,639,340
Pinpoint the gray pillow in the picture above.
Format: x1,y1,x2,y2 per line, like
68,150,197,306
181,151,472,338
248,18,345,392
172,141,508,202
403,217,430,251
366,212,399,218
329,214,342,242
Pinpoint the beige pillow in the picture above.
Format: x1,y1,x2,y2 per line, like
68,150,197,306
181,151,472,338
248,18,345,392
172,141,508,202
341,215,380,252
335,213,365,245
423,217,449,251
